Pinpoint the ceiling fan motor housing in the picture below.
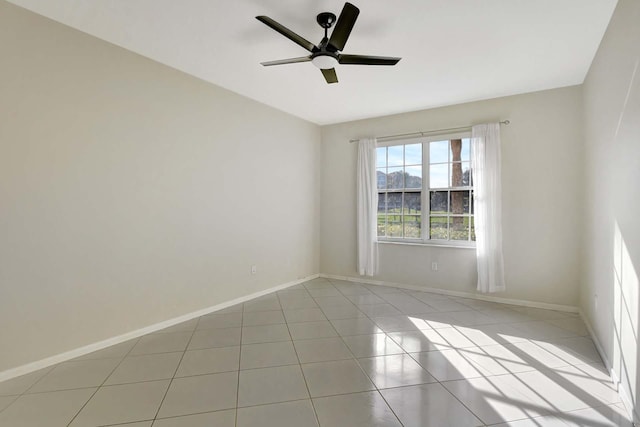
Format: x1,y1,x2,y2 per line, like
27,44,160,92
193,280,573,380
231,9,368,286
317,12,337,29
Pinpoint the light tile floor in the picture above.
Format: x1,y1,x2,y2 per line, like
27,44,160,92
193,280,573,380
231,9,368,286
0,278,634,426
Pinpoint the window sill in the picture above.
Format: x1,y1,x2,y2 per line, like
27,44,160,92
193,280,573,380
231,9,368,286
377,240,476,249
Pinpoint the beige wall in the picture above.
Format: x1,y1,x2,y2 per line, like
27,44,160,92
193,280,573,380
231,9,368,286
0,2,321,372
581,0,640,420
320,86,584,307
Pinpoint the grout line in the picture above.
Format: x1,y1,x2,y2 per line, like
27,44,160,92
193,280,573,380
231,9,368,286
234,302,244,427
277,290,322,427
65,336,142,426
150,318,201,425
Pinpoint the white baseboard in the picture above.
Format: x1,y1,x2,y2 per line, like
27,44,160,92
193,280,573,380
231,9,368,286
579,309,639,425
0,273,318,383
320,274,579,313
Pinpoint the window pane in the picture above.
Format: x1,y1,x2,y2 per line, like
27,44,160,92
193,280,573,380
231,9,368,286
403,192,421,214
430,216,448,240
405,144,422,165
430,164,448,188
387,167,404,189
377,215,386,237
377,169,387,189
388,145,403,167
387,215,402,237
387,193,402,214
449,191,470,214
461,162,471,186
430,191,448,213
376,147,386,168
404,215,421,238
430,140,449,163
377,193,386,213
450,162,464,187
470,190,474,214
405,166,422,189
461,138,470,161
471,217,476,241
450,217,470,241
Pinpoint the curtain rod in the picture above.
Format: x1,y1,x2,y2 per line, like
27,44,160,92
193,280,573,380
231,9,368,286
348,120,510,143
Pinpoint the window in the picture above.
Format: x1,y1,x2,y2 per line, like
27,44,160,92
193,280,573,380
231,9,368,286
376,133,475,245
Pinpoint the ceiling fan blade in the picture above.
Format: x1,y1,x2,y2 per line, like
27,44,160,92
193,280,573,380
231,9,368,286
321,68,338,84
256,16,318,53
261,56,312,66
328,2,360,52
338,54,401,66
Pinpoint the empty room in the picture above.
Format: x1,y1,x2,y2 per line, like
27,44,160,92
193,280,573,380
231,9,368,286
1,0,639,426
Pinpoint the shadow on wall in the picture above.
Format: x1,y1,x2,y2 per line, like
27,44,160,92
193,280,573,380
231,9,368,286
611,221,639,423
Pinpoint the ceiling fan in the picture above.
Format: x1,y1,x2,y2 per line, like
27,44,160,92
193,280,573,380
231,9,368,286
256,2,401,84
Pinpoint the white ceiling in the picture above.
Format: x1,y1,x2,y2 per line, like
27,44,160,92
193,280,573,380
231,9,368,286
8,0,617,125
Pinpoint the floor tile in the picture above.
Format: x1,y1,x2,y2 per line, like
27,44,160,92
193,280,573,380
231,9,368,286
387,330,443,353
237,400,318,427
279,297,319,310
308,287,342,297
346,294,386,305
330,318,383,336
391,301,438,315
358,354,436,389
105,352,182,385
341,333,404,358
446,310,498,326
442,375,550,425
283,307,327,323
545,317,589,336
157,372,238,418
0,395,17,411
73,339,138,361
196,312,242,329
0,388,95,427
489,415,570,426
240,341,298,369
109,422,153,427
188,327,241,349
238,365,309,407
242,310,286,326
153,409,236,427
0,367,54,396
294,337,354,363
560,403,634,426
243,298,282,312
381,382,483,427
301,359,375,397
320,305,367,320
288,320,338,340
533,336,602,365
372,315,431,333
410,349,488,381
241,324,291,344
29,358,121,393
154,319,199,334
313,391,401,427
175,346,240,377
129,332,192,355
69,380,169,426
408,312,458,329
509,321,578,341
453,323,528,347
358,304,403,317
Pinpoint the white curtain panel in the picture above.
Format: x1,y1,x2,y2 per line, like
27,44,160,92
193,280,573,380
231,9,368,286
471,123,506,293
357,138,378,276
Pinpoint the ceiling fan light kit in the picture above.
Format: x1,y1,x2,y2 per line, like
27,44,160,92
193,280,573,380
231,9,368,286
256,2,401,84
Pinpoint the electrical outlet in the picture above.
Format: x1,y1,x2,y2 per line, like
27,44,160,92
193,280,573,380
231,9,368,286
431,262,438,271
251,265,257,275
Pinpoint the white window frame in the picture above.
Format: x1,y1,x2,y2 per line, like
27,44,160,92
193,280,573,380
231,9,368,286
376,131,475,247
